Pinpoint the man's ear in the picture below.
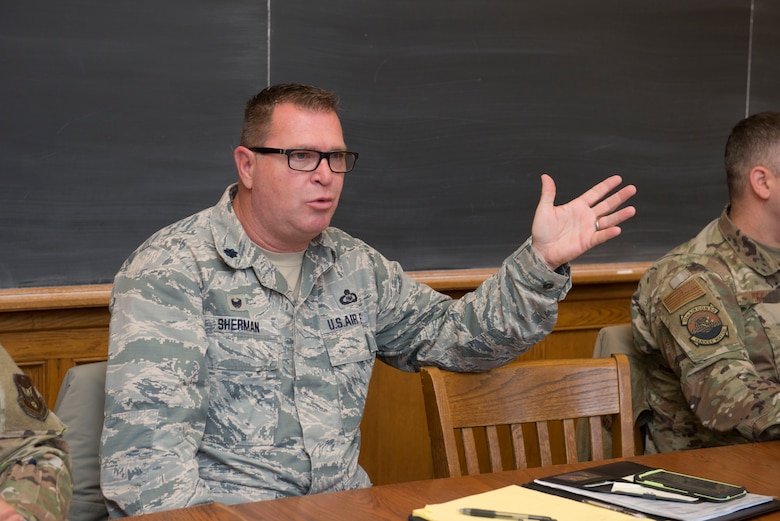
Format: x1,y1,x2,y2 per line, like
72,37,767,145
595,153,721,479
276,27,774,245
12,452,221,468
234,146,256,189
748,165,776,201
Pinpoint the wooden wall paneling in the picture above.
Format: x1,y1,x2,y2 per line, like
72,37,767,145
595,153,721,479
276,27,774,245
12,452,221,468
0,303,111,408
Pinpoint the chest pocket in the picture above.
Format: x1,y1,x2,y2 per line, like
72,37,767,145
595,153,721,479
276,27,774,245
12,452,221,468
205,319,282,447
321,315,377,437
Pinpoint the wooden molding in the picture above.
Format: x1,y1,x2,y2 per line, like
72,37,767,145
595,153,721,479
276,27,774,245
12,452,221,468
0,263,649,312
0,284,113,311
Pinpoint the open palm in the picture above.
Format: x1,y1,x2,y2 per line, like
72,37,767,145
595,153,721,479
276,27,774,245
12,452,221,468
531,174,637,270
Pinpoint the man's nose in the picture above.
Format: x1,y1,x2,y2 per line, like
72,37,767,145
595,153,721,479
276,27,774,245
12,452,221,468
310,157,334,183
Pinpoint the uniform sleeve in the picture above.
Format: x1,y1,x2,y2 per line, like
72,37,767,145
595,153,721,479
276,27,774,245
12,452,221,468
650,268,780,441
100,245,211,516
1,439,72,521
374,238,571,372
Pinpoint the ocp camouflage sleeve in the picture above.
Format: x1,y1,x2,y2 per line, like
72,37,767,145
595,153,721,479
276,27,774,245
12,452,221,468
0,441,72,521
1,345,72,521
631,208,780,452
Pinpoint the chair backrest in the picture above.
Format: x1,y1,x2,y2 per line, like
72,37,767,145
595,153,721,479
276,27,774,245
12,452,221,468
593,323,636,358
592,324,650,454
54,361,109,521
420,354,634,478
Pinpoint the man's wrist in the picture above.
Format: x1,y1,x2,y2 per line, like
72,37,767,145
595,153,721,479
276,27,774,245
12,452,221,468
529,240,560,272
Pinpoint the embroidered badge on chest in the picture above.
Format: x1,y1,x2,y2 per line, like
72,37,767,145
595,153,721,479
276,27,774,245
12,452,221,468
339,289,357,305
680,303,729,346
13,373,49,421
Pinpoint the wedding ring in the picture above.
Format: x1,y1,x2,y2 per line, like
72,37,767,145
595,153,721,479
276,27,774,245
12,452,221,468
595,218,601,231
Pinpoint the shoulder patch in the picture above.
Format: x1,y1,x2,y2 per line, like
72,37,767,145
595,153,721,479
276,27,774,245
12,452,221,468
680,303,729,346
663,278,706,313
14,373,49,421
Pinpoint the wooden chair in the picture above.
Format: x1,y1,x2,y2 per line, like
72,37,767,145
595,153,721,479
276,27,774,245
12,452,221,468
420,354,635,478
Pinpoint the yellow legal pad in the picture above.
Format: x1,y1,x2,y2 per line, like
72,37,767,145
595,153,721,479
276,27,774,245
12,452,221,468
412,485,639,521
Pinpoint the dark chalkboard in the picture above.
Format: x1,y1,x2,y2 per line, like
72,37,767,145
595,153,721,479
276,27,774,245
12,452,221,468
1,0,779,288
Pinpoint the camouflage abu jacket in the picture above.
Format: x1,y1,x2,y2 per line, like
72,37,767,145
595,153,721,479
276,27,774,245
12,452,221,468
631,206,780,453
101,184,571,516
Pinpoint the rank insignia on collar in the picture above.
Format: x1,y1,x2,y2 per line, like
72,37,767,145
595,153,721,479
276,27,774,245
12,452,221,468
13,373,49,421
680,303,729,346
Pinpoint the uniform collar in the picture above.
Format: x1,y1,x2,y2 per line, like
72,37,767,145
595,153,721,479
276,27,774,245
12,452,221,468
210,183,337,272
719,205,780,277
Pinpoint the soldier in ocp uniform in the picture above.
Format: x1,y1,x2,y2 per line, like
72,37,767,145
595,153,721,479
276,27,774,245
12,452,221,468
0,345,72,521
100,83,637,517
632,111,780,453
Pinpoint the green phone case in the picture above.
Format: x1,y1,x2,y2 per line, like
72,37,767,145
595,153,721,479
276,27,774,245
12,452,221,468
635,469,747,502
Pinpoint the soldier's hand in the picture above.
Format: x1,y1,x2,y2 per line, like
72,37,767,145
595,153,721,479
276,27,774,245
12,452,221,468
531,174,636,270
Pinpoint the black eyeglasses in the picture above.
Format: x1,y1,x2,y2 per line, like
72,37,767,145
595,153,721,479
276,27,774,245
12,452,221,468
248,147,359,173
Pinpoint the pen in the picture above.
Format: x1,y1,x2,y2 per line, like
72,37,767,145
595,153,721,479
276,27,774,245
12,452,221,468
582,499,648,518
458,508,556,521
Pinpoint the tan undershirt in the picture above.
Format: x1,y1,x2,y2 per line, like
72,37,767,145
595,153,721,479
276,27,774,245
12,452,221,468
259,247,306,298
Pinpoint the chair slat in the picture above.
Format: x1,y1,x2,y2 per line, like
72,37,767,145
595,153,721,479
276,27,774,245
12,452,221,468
461,428,481,475
589,416,605,460
509,423,528,469
561,418,578,463
486,425,503,472
536,421,553,467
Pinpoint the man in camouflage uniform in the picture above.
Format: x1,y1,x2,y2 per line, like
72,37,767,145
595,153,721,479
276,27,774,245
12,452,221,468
632,111,780,453
0,345,72,521
100,83,637,517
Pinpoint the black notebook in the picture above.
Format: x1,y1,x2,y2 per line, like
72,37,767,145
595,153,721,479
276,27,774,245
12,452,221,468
538,461,653,491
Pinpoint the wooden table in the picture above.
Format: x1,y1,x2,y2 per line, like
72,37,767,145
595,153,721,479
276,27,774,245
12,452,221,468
126,441,780,521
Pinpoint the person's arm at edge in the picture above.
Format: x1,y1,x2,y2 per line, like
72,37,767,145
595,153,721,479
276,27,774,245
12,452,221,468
4,447,72,521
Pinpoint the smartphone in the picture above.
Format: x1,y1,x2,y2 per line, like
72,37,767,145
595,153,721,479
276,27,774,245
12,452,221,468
634,469,747,502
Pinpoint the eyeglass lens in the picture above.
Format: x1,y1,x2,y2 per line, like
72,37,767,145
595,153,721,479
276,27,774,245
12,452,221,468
288,150,356,173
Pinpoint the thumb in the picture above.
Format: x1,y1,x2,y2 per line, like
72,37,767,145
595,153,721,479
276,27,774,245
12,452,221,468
537,173,556,210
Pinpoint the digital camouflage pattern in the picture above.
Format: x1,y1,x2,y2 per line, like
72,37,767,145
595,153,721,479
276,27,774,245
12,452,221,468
101,184,572,517
631,207,780,453
1,345,72,521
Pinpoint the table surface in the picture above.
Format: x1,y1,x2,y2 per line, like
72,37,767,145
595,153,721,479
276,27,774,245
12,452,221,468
126,441,780,521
